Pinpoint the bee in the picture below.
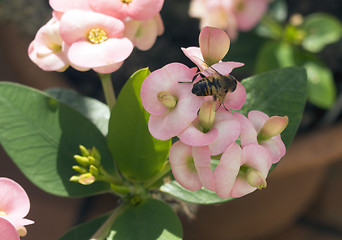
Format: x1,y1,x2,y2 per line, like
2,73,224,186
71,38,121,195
181,64,238,111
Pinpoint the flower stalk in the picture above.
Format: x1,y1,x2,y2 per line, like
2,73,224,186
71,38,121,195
99,73,116,110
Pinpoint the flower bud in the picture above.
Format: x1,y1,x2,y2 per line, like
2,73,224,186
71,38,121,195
257,116,289,143
89,165,99,177
246,168,267,189
72,165,88,174
198,100,216,131
74,155,90,167
79,145,90,157
157,91,177,109
69,176,80,182
78,173,95,185
91,146,101,164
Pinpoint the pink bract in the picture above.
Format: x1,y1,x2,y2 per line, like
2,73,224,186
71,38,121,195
234,111,287,163
230,144,272,198
89,0,164,21
178,109,240,155
141,63,203,140
0,218,19,240
49,0,90,12
0,178,34,234
59,10,133,73
28,18,69,72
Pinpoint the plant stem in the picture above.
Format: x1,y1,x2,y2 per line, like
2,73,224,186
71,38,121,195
99,73,116,110
143,161,171,189
90,203,128,240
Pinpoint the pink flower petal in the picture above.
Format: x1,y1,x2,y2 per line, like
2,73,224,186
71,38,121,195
199,26,230,66
0,178,30,221
0,218,19,240
208,110,240,155
178,120,219,146
234,0,268,31
93,61,124,74
67,38,133,68
181,47,207,70
261,136,286,163
169,141,202,191
230,144,272,198
155,14,164,36
223,80,246,110
248,110,269,132
49,0,90,12
60,10,124,46
210,61,244,75
213,143,242,198
192,146,215,191
141,63,199,115
233,112,258,146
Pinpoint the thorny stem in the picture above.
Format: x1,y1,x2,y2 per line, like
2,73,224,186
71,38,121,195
99,73,116,110
90,203,128,240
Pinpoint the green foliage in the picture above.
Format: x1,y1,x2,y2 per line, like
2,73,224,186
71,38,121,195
301,13,342,53
46,88,110,135
161,67,307,204
60,199,182,240
107,69,171,181
0,82,114,197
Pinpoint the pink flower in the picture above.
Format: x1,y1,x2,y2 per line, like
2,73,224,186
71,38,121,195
234,111,288,163
89,0,164,21
178,107,240,155
49,0,90,12
59,9,133,74
0,218,20,240
214,143,272,198
141,63,203,140
169,141,215,191
28,18,69,72
0,178,34,237
124,14,164,51
182,26,246,110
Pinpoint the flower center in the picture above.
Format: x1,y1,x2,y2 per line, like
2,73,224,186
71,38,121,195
88,28,108,44
236,1,245,11
121,0,132,3
0,210,6,216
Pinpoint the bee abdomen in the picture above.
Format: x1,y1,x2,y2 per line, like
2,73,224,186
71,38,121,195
192,80,213,96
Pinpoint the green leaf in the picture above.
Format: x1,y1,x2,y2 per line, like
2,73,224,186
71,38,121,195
108,199,182,240
107,68,171,181
46,88,110,135
301,13,342,53
60,213,110,240
0,82,114,197
254,41,296,73
304,60,336,109
240,67,307,148
161,67,307,204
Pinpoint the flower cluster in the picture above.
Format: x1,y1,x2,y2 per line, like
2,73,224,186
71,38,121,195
28,0,164,73
189,0,269,40
0,178,34,239
141,26,288,198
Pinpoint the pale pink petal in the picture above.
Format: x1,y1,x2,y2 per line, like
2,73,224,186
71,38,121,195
181,47,207,71
261,136,286,163
141,63,199,116
125,0,165,20
60,10,124,46
0,178,30,220
49,0,90,12
234,0,268,31
0,218,19,240
233,112,258,146
248,110,269,132
223,81,246,110
199,26,230,66
210,61,244,75
93,61,124,74
208,110,240,155
67,38,133,68
213,143,242,198
169,141,202,191
89,0,126,20
33,18,62,55
178,120,219,146
155,14,164,36
259,116,289,139
124,18,158,51
193,146,215,191
230,144,272,198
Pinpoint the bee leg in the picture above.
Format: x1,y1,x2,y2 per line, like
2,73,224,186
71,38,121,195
223,104,229,111
215,102,221,111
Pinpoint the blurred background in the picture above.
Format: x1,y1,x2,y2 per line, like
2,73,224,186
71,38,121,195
0,0,342,239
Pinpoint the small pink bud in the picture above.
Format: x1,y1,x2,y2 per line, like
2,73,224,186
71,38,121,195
157,91,177,109
257,116,289,143
246,168,267,189
198,100,216,131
